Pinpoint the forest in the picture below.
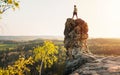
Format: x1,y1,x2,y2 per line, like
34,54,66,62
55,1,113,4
0,39,66,75
0,38,120,75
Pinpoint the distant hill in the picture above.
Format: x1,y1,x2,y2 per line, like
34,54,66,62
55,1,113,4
0,36,64,41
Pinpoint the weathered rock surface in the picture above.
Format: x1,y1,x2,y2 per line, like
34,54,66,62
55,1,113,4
70,56,120,75
64,18,120,75
64,54,96,75
64,18,90,60
64,18,95,75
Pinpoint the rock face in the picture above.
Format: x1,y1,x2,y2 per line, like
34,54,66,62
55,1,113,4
64,18,120,75
64,18,90,59
64,18,95,75
70,56,120,75
64,54,96,75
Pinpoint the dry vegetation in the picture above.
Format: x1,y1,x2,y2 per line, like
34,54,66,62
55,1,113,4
88,38,120,55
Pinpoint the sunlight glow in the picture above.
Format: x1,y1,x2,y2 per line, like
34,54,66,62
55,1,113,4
1,0,120,38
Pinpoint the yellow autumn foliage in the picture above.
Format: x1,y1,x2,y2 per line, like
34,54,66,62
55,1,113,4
33,40,58,71
0,0,19,14
8,0,12,4
0,56,34,75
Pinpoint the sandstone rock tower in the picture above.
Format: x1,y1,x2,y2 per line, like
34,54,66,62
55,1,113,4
64,18,90,59
64,18,120,75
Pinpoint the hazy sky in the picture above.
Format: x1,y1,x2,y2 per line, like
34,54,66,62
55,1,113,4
0,0,120,38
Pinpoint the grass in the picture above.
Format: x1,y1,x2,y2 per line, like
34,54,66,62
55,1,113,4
0,44,17,51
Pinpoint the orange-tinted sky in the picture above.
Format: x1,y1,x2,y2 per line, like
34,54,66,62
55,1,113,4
0,0,120,38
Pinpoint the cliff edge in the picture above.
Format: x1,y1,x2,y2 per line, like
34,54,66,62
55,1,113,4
64,18,120,75
64,18,95,75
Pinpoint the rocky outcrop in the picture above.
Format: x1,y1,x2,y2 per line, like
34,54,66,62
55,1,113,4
63,18,120,75
64,54,96,75
64,18,90,60
70,56,120,75
64,18,95,75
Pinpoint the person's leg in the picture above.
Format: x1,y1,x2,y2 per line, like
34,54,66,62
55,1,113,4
72,12,76,19
76,13,78,19
72,13,74,19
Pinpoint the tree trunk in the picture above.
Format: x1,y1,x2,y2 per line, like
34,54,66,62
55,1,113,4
39,61,43,75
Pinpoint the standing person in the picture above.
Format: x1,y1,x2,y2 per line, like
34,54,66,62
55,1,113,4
72,5,78,19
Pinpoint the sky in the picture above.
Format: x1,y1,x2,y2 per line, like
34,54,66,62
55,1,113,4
0,0,120,38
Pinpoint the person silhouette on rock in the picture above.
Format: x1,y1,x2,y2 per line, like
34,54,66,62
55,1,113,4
72,5,78,19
